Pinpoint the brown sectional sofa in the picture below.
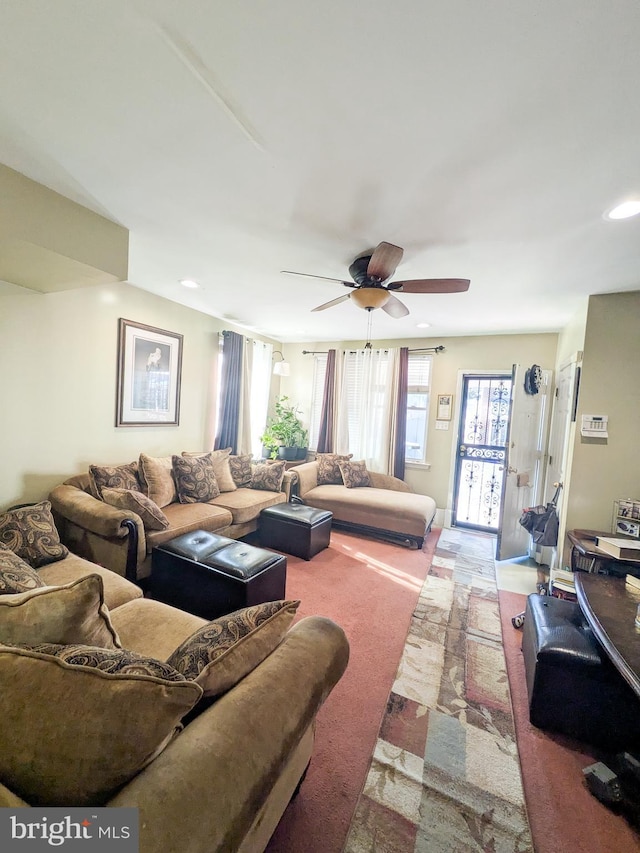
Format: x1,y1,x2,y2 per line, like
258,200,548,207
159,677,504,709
0,545,349,852
293,460,437,549
49,453,297,583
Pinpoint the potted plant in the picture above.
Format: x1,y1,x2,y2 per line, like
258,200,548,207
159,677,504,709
262,396,306,461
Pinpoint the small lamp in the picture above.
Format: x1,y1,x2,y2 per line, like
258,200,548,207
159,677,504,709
273,350,290,376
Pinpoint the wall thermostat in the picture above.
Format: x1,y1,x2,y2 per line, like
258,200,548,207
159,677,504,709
581,414,608,438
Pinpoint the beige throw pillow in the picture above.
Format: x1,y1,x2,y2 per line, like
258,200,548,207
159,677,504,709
0,544,46,594
0,501,69,568
138,453,178,508
102,488,170,531
0,575,121,649
0,643,202,805
166,600,299,698
339,459,371,488
182,448,237,493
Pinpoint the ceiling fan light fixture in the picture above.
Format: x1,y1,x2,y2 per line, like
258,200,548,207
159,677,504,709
349,287,391,311
605,200,640,220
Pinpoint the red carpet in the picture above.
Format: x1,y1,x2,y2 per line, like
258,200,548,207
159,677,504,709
499,590,640,853
265,529,439,853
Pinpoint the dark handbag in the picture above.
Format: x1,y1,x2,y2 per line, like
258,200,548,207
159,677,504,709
519,503,559,546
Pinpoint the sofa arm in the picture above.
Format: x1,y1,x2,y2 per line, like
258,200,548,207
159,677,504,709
49,485,146,582
282,470,298,501
108,615,349,853
368,471,412,492
292,461,319,498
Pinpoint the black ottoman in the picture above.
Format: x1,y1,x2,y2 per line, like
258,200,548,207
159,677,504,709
522,593,640,750
260,503,332,560
150,530,287,620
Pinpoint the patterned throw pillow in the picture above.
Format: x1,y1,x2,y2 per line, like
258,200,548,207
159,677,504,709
182,448,237,493
316,453,353,485
166,600,299,698
0,501,69,568
172,453,220,504
0,643,202,805
0,574,121,649
339,459,371,488
89,462,141,500
0,544,46,594
101,488,170,531
138,453,177,508
229,453,253,487
250,460,286,492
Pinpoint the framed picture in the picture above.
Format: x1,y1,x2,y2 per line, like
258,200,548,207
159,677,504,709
437,394,453,421
116,319,183,426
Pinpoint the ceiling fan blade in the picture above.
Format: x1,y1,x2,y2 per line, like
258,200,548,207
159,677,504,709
311,294,351,312
366,242,404,281
281,270,353,286
394,278,470,293
381,294,410,318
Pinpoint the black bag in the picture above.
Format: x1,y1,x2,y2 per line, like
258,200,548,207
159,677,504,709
519,503,559,546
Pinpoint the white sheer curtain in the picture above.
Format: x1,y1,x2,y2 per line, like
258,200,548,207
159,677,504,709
335,347,399,474
249,340,272,458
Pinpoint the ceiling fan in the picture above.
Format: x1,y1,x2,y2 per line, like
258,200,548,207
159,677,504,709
281,241,470,318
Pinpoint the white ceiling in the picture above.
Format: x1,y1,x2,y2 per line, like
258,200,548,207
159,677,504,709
1,1,639,343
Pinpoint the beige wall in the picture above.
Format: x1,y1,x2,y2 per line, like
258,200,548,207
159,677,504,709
279,332,559,511
564,291,640,533
0,282,275,510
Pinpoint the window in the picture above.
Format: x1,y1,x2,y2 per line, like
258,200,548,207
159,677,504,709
405,353,432,463
308,353,328,450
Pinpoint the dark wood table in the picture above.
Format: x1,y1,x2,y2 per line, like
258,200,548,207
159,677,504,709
575,572,640,698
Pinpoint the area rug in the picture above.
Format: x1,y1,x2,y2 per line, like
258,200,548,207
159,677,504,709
344,528,534,853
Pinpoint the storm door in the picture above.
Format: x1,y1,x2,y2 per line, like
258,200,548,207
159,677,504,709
452,374,512,531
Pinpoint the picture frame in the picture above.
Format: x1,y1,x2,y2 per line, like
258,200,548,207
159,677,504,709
116,319,183,426
437,393,453,421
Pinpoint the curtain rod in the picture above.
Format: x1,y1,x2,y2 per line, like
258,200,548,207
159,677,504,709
302,345,445,355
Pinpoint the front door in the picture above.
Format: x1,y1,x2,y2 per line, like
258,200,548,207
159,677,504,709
452,374,512,532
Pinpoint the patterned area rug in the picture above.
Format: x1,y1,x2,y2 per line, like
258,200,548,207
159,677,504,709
343,528,534,853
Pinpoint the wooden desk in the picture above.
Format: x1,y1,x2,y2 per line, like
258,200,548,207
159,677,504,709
575,573,640,698
567,528,639,575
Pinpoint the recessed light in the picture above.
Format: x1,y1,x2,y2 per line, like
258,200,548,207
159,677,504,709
416,322,430,328
605,201,640,220
179,278,200,289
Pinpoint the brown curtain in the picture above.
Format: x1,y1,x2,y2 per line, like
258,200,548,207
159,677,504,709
317,349,337,452
393,346,409,479
214,330,243,452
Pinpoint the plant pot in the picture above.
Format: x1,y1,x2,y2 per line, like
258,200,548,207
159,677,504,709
278,446,298,461
295,447,308,460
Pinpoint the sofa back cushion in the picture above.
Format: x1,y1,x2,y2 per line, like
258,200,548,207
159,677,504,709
138,454,178,508
0,545,46,594
0,575,121,649
0,643,202,805
0,501,69,568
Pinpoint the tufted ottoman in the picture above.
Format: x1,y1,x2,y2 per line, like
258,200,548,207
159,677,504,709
150,530,287,620
522,593,640,750
260,503,332,560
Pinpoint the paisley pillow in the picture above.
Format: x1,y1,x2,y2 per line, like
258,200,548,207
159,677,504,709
101,488,170,531
250,460,286,492
339,459,371,488
172,453,220,503
0,501,68,568
89,462,141,499
0,544,46,594
316,453,353,485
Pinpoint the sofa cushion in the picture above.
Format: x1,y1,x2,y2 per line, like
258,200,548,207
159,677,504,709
89,461,141,499
229,453,253,487
339,459,371,488
172,453,221,504
145,502,234,553
210,488,286,525
0,544,46,594
0,643,202,805
183,448,237,493
166,600,299,698
0,575,121,649
138,453,178,508
38,554,143,611
250,460,286,492
102,487,170,531
0,500,69,568
316,453,353,485
109,597,208,660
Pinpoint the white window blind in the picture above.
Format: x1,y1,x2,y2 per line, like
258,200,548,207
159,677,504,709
308,353,328,450
406,353,433,463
